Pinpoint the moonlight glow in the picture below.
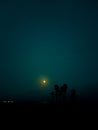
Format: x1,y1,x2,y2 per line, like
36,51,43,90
43,80,46,84
37,76,49,88
41,79,47,87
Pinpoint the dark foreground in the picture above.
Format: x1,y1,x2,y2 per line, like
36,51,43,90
0,101,98,126
1,101,98,117
0,101,98,129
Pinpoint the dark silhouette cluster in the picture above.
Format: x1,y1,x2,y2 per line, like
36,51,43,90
50,84,77,104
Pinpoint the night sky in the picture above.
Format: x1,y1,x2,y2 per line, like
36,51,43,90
0,0,98,101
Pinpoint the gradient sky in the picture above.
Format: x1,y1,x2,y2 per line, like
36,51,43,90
0,0,98,101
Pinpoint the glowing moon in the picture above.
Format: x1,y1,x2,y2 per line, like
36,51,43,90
37,76,49,88
41,79,47,87
43,80,46,84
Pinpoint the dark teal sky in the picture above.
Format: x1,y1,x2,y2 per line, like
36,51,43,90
0,0,98,101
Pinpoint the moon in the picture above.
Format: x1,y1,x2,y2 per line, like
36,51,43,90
36,76,50,88
43,80,46,84
41,79,47,87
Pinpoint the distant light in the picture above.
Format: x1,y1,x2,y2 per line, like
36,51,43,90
3,101,7,103
2,101,14,103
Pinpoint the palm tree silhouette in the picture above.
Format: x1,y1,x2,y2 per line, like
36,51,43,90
58,89,62,103
70,89,76,103
50,91,55,103
61,84,68,102
54,84,60,102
